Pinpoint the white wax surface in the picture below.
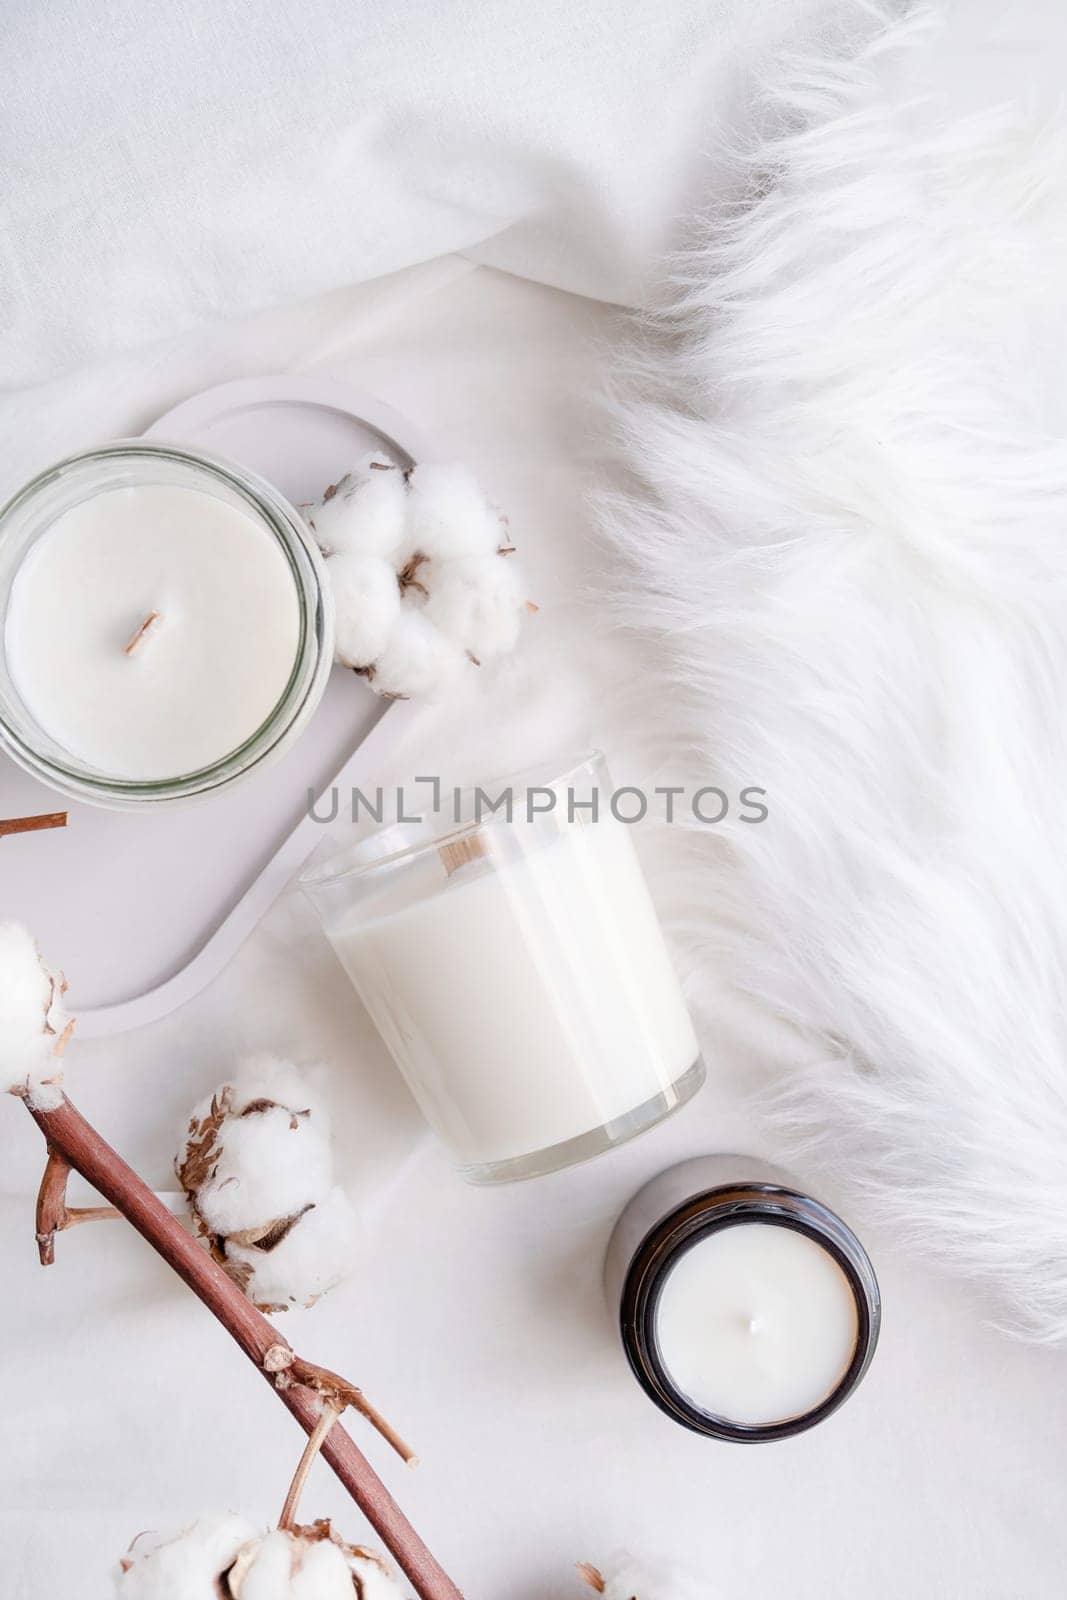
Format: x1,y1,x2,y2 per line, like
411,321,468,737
4,483,301,779
655,1222,859,1427
325,817,700,1168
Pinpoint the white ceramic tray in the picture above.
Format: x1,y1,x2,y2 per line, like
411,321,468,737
0,376,428,1037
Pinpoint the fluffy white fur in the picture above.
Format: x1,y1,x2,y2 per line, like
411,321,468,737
597,3,1067,1338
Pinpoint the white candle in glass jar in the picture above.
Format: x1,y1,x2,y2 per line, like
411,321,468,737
4,483,302,780
654,1223,860,1426
316,808,702,1181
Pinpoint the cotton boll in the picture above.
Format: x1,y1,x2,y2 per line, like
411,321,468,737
229,1531,297,1600
302,475,358,553
344,1550,406,1600
179,1059,333,1238
406,462,507,559
328,553,402,670
424,552,526,660
0,920,69,1106
176,1057,355,1310
370,609,469,700
352,467,412,563
320,1535,403,1599
224,1054,331,1123
0,922,53,1046
305,457,409,563
227,1529,405,1600
115,1513,256,1598
289,1538,362,1598
309,456,526,700
224,1187,358,1311
199,1105,333,1236
580,1556,706,1600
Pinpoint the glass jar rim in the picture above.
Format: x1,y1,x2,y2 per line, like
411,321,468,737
300,748,607,888
0,439,334,806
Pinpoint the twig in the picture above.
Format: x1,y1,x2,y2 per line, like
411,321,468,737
287,1357,418,1466
0,812,67,839
35,1146,121,1265
279,1402,341,1532
21,1093,463,1600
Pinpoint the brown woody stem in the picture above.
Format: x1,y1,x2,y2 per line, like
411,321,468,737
287,1357,418,1467
35,1146,120,1264
35,1147,69,1265
21,1094,463,1600
0,812,68,839
279,1401,341,1532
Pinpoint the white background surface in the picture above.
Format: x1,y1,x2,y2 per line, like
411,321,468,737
2,260,1065,1599
4,0,1067,1593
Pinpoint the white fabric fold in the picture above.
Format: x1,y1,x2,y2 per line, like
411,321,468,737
3,0,844,385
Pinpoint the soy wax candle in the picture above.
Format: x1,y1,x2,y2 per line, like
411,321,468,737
605,1157,880,1440
0,443,333,806
303,753,705,1183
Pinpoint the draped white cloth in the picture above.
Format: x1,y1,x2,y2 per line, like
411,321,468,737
0,0,830,388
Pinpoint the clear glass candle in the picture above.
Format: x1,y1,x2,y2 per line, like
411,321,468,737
0,442,333,807
302,753,705,1183
605,1156,880,1440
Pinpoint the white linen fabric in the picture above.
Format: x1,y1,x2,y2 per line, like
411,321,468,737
2,1,1066,1596
1,0,829,387
1,256,1065,1600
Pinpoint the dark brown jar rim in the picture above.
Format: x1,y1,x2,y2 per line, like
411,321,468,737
619,1182,881,1442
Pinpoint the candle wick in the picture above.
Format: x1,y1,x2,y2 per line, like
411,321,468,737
123,610,163,656
439,833,489,877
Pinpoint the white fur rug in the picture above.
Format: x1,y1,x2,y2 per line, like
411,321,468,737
599,3,1067,1339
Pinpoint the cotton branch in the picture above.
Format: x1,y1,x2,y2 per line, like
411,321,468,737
0,812,68,839
19,1092,463,1600
35,1146,119,1264
279,1402,341,1532
283,1354,418,1465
